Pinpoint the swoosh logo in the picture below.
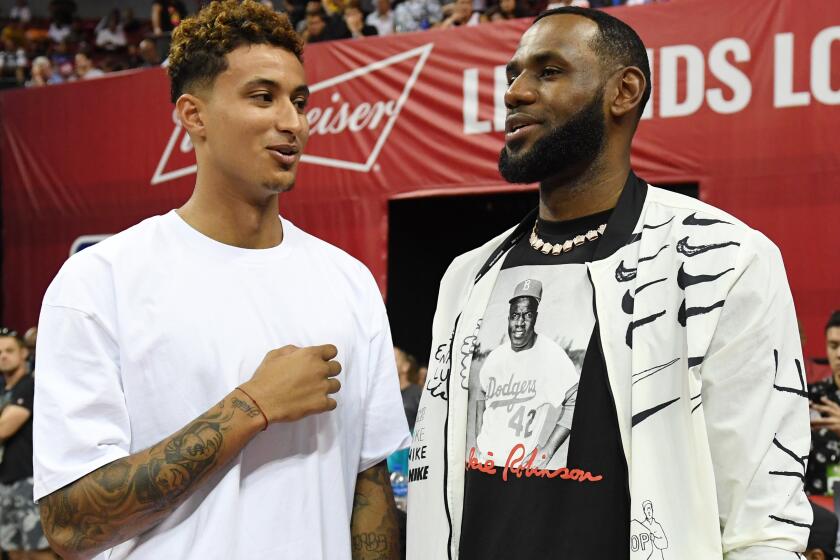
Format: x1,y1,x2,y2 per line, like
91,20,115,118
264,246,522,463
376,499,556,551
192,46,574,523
632,396,680,427
677,264,735,289
683,212,731,226
677,299,726,327
676,237,740,257
615,260,637,282
621,278,668,315
627,216,675,244
625,310,666,348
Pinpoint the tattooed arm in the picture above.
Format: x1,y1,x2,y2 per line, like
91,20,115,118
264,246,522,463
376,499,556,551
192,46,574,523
350,462,400,560
40,343,343,560
40,391,264,560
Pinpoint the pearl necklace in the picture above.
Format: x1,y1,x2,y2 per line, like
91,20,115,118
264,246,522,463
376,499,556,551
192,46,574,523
529,221,607,255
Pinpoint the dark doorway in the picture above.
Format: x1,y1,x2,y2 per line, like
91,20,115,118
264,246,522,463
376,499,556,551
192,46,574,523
386,183,698,364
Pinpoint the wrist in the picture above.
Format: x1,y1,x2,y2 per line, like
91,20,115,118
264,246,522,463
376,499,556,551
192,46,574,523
233,384,269,432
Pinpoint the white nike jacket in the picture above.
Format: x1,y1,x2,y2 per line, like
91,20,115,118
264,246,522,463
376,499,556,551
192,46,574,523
406,183,811,559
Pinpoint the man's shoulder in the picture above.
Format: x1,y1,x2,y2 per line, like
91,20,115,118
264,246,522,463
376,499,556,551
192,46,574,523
43,214,166,307
441,225,517,289
284,219,372,278
644,186,782,262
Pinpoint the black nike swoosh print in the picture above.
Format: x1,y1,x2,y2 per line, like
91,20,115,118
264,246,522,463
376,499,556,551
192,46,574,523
627,217,675,244
632,397,680,427
626,310,666,348
631,358,679,386
621,278,668,315
683,212,731,226
677,299,726,327
676,237,740,257
615,260,637,282
677,264,735,289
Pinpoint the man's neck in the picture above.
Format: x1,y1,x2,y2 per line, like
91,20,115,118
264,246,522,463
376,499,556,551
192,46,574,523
177,174,283,249
538,155,630,222
3,367,26,389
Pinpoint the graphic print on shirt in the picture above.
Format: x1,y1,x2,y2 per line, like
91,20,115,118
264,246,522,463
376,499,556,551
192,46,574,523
465,265,594,472
630,499,669,559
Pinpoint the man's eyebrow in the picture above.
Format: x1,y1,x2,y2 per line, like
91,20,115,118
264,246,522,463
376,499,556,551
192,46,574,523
507,49,569,75
242,77,280,91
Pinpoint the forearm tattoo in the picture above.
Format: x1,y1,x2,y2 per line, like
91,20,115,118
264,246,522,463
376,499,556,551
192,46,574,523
40,399,244,555
351,463,400,560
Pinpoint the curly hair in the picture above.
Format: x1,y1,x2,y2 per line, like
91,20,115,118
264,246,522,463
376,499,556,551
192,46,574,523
168,0,303,103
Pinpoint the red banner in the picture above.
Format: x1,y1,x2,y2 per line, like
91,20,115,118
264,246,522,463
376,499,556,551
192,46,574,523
2,0,838,356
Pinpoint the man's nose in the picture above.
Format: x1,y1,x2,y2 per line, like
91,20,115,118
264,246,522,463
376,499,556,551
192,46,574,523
504,74,537,110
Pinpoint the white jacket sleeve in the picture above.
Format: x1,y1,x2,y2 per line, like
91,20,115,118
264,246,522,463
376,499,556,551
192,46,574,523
700,231,811,559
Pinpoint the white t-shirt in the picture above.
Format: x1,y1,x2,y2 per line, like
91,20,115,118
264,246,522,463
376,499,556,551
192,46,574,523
34,211,411,560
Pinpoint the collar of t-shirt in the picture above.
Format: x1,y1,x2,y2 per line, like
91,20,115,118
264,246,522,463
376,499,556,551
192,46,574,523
535,208,613,243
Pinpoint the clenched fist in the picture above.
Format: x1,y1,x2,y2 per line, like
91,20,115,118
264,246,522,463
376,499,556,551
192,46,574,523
240,344,342,423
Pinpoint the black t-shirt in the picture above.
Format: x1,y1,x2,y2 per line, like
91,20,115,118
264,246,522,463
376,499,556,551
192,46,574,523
0,374,34,484
459,208,630,559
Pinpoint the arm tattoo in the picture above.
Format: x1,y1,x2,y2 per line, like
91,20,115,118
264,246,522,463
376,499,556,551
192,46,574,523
40,396,257,557
351,462,400,560
231,396,261,419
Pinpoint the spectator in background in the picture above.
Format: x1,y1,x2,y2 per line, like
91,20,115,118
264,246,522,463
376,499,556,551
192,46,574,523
344,5,378,37
95,10,127,52
47,20,73,44
137,38,161,66
806,502,840,560
0,328,53,559
151,0,188,36
482,0,519,22
26,56,62,86
23,327,36,374
417,365,428,389
366,0,394,36
302,9,330,43
394,0,442,32
440,0,481,28
395,348,422,431
9,0,32,24
0,38,28,87
805,310,840,495
74,52,104,80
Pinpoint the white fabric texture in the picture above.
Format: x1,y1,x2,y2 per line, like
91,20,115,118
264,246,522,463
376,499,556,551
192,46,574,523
406,186,811,559
34,211,411,560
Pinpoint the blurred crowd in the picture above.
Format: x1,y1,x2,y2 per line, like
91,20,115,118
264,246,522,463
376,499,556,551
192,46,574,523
0,0,668,90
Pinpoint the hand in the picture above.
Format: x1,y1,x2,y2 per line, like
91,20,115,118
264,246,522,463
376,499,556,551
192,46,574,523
241,344,342,424
810,397,840,437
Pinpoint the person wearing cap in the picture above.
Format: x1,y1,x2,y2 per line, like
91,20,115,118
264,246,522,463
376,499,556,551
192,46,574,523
408,6,811,560
470,279,578,469
806,502,840,559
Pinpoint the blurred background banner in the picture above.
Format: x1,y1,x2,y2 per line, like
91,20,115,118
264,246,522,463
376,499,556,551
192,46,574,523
1,0,838,357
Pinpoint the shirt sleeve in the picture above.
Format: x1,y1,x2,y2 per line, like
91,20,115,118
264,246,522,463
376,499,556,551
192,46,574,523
699,232,811,559
557,382,578,431
10,375,34,412
357,268,412,472
33,302,131,502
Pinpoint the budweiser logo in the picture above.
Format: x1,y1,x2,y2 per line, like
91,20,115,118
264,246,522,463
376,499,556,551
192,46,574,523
151,43,434,185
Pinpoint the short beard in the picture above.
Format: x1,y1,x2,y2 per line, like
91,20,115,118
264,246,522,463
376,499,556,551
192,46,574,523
498,91,606,184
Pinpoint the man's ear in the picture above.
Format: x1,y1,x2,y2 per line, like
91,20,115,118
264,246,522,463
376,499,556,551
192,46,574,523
175,93,207,141
609,66,646,120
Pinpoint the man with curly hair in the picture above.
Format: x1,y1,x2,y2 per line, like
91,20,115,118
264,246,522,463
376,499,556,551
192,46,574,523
32,2,410,559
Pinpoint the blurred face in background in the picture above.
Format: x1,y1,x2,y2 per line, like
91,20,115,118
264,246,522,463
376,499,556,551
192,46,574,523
500,0,515,15
827,326,840,385
453,0,472,21
377,0,390,14
307,13,326,37
0,337,26,376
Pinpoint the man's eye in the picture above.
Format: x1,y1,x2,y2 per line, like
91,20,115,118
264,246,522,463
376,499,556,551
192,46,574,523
541,67,561,78
293,98,308,111
252,93,273,103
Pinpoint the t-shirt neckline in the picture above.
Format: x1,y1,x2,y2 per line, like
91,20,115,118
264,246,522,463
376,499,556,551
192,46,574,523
164,210,297,264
